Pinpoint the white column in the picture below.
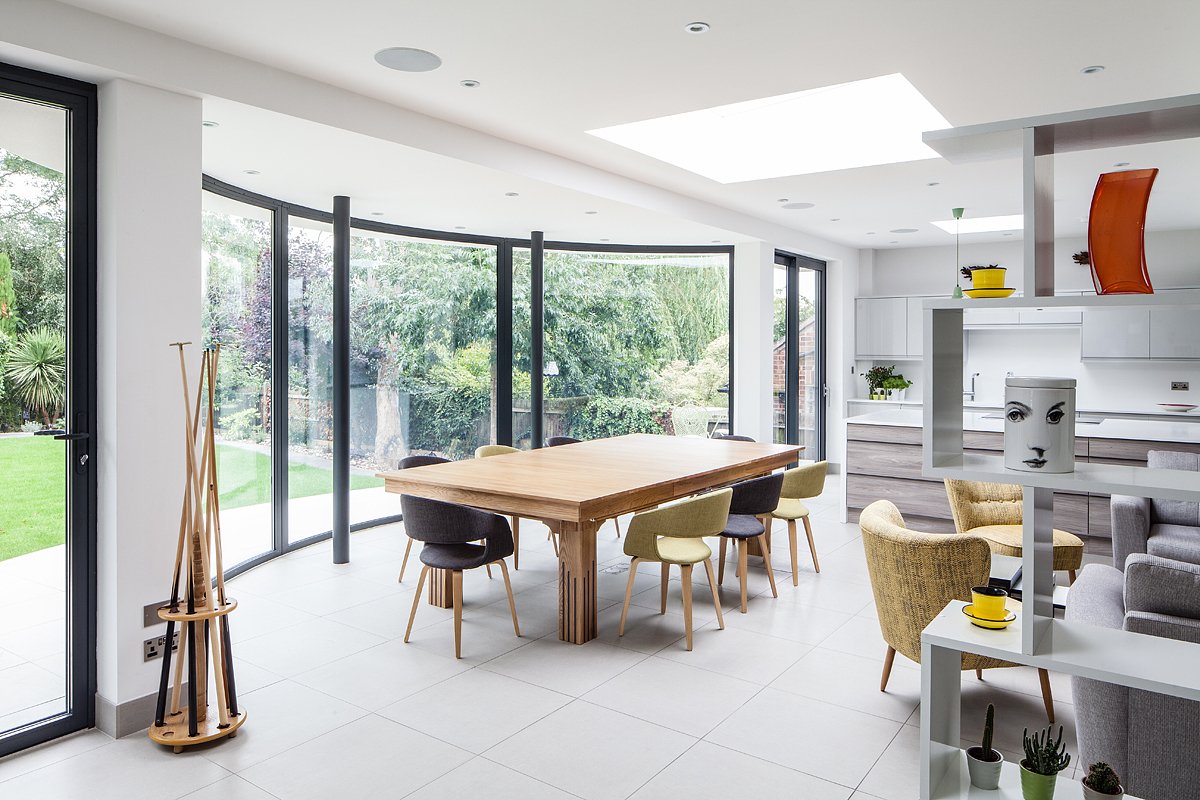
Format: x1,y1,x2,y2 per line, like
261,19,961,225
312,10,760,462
732,242,774,442
96,79,201,733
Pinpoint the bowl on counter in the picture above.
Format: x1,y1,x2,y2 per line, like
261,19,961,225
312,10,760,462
1158,403,1198,413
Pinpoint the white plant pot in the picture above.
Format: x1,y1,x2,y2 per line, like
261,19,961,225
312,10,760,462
1082,785,1124,800
1004,376,1076,473
966,747,1004,790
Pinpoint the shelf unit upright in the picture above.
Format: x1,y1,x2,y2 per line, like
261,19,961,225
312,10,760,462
916,93,1200,800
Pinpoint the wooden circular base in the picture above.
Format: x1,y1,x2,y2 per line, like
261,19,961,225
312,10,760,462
149,708,246,752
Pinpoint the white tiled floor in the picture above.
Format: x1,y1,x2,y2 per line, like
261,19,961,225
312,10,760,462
0,475,1080,799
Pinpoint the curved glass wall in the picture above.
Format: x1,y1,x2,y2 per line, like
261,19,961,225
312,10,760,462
201,178,733,576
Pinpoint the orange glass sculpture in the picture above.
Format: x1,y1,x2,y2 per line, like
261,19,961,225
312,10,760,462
1087,168,1158,294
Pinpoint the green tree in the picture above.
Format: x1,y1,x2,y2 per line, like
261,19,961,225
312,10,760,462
0,252,17,336
4,326,65,425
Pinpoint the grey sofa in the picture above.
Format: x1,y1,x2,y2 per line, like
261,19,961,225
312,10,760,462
1066,555,1200,799
1110,450,1200,570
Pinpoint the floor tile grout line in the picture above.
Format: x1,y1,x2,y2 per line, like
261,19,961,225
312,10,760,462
851,719,909,796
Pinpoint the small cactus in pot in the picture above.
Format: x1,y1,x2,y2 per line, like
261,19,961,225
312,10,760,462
1020,724,1071,800
965,703,1003,790
1082,762,1124,799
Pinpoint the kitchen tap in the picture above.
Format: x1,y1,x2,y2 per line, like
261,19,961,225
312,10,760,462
964,372,981,402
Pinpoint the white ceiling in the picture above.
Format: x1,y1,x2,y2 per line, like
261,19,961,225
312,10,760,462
54,0,1200,247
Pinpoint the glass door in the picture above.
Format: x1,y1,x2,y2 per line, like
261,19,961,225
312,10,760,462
0,62,97,756
773,251,826,459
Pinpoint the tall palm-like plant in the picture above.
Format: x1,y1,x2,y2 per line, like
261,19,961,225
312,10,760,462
4,326,65,425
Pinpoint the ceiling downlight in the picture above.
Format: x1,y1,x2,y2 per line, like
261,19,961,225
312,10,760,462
374,47,443,72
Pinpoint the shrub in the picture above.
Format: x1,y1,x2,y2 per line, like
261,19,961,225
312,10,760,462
569,396,665,440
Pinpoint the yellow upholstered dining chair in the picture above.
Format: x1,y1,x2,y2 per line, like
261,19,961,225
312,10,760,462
859,499,1055,721
944,479,1084,583
474,444,535,568
618,488,732,651
771,461,828,584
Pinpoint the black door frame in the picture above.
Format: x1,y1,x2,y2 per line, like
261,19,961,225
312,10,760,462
0,61,98,758
775,250,827,459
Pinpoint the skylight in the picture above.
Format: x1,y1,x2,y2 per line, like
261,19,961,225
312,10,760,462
931,214,1024,234
587,73,950,183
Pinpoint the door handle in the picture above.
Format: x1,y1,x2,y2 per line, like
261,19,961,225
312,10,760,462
53,431,90,442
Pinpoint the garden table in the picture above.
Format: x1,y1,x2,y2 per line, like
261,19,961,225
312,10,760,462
378,434,802,643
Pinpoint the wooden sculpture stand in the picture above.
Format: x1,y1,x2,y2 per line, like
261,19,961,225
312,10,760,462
149,343,246,753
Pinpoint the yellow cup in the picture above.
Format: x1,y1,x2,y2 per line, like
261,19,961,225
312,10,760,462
972,586,1009,621
971,267,1007,289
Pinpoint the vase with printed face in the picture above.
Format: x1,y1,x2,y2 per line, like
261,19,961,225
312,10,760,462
1004,377,1076,474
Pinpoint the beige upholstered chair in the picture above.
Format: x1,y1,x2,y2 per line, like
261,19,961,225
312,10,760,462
859,499,1055,721
475,445,534,568
944,479,1084,582
771,461,828,584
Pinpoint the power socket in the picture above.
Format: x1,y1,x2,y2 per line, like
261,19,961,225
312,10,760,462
1172,381,1190,391
143,630,180,662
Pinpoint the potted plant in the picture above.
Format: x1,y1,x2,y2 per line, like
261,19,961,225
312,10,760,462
881,374,913,401
865,365,895,401
1082,762,1124,800
1020,725,1071,800
966,703,1003,790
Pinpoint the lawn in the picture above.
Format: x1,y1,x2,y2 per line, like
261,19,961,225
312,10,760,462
0,437,383,562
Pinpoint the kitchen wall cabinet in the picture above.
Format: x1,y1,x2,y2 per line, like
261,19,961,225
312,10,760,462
905,297,924,357
855,297,909,358
1081,307,1151,359
1149,307,1200,359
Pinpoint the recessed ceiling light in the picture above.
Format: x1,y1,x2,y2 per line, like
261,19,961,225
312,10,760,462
931,214,1023,234
1081,65,1105,75
370,212,384,216
454,226,466,230
504,192,519,197
782,202,815,210
684,21,710,34
374,47,442,72
243,169,260,175
711,240,721,243
866,231,876,235
830,218,841,222
777,198,789,203
201,120,219,128
585,210,598,215
588,73,950,183
460,79,480,88
889,240,899,244
599,238,611,242
926,181,940,186
890,228,918,233
1002,232,1014,236
1114,161,1130,167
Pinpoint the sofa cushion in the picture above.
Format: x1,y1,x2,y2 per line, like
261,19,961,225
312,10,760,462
1147,450,1200,526
1146,524,1200,567
1064,563,1126,631
1125,553,1200,618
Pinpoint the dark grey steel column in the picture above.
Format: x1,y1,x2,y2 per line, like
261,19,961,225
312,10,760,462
784,256,800,445
332,196,350,563
530,231,544,449
496,242,514,445
272,207,289,556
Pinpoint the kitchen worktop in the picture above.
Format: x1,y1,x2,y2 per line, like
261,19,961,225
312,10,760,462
845,408,1200,444
846,397,1200,423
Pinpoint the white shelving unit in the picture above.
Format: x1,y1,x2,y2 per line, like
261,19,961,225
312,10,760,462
916,93,1200,800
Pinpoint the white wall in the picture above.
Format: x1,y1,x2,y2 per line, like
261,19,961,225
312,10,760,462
97,80,201,712
733,243,774,442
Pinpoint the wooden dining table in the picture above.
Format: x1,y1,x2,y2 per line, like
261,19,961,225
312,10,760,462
378,433,803,644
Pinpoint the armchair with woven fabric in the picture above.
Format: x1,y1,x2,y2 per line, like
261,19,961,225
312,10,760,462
859,499,1055,721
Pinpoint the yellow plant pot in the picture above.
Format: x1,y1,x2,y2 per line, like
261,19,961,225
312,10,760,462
971,268,1007,289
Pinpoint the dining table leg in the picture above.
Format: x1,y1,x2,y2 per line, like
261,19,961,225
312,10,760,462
427,567,454,609
558,518,599,644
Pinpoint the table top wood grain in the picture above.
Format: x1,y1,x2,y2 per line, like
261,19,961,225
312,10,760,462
378,434,803,522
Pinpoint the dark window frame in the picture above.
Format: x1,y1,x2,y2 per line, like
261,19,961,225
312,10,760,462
774,250,827,459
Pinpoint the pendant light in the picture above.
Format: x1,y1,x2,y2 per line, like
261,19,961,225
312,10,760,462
952,207,964,298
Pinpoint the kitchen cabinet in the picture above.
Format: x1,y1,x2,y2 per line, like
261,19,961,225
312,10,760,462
1081,307,1150,359
1149,307,1200,359
1018,308,1083,325
905,297,924,357
963,307,1021,327
855,297,909,358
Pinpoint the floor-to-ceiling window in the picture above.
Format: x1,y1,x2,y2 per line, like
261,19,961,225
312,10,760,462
540,248,732,442
0,62,96,758
348,230,497,523
774,251,826,458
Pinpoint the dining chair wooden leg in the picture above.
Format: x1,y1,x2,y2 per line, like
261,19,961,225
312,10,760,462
1038,668,1055,723
618,557,641,636
761,516,772,551
703,559,725,630
880,645,897,692
485,564,493,579
511,516,520,570
681,564,694,651
660,562,670,614
758,534,779,598
404,565,429,643
1068,569,1077,584
737,541,749,613
498,559,520,637
398,537,413,582
451,569,464,659
802,516,820,573
976,668,984,680
787,518,799,586
614,516,622,539
718,538,728,584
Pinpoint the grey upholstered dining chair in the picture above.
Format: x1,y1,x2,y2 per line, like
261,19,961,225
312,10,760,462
400,494,520,659
718,472,785,612
545,435,621,539
712,433,756,442
396,454,450,582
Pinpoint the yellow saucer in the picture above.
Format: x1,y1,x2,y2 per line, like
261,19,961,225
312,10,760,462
963,288,1016,299
962,604,1017,630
